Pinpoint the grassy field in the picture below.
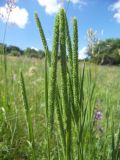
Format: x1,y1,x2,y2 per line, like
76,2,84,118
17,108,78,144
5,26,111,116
0,55,120,159
0,8,120,160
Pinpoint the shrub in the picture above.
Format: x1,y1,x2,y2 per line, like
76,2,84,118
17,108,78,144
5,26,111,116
24,48,45,59
9,50,21,57
92,53,120,65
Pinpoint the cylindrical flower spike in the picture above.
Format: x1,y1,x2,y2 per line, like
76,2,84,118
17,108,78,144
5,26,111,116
48,14,59,133
73,17,79,122
65,13,73,75
59,8,72,159
34,12,51,66
59,9,68,120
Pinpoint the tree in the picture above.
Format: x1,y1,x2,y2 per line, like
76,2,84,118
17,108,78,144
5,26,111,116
92,38,120,65
87,28,98,56
24,48,45,58
6,45,23,55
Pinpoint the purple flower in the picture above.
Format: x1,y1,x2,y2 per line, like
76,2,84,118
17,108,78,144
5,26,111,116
95,111,103,120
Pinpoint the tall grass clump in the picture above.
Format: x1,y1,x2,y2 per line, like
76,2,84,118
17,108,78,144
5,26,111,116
34,8,120,159
59,9,72,160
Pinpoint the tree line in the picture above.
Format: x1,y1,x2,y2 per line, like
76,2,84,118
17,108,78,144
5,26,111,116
1,37,120,65
0,43,45,59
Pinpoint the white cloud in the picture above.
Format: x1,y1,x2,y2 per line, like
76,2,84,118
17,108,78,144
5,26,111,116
78,47,89,60
68,0,87,5
31,46,39,51
110,0,120,23
37,0,86,15
68,0,80,4
0,4,28,28
114,11,120,23
37,0,63,15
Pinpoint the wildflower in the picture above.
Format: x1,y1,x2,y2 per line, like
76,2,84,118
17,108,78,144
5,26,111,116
95,111,103,120
0,0,16,20
6,0,16,9
6,0,16,13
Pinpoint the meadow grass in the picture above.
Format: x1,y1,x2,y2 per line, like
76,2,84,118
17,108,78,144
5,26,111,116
0,55,120,159
0,8,120,160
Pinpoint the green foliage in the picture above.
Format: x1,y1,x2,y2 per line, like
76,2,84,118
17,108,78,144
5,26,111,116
93,38,120,65
0,43,45,58
24,48,45,58
6,45,23,54
94,38,120,55
92,53,120,65
9,50,21,56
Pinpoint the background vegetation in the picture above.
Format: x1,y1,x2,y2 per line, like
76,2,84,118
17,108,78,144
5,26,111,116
0,43,45,59
92,39,120,65
1,37,120,65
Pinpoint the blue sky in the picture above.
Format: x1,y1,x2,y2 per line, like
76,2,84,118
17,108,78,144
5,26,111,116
0,0,120,58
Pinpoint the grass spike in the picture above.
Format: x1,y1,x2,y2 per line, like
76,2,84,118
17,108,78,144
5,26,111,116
20,71,36,160
72,17,79,122
65,13,73,75
59,8,68,124
59,8,72,160
48,14,59,133
34,12,51,66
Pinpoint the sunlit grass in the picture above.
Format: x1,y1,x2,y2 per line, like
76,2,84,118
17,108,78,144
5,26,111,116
0,55,120,159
